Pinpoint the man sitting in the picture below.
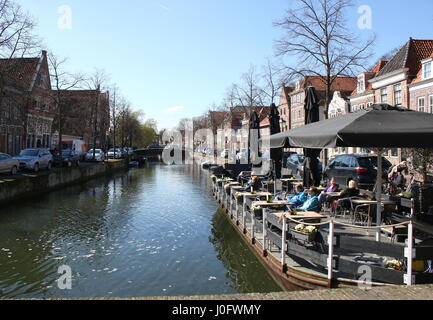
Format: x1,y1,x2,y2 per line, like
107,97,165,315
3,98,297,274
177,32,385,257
288,184,308,208
297,187,321,212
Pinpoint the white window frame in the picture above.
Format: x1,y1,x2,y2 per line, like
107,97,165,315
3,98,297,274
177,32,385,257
418,96,425,112
357,75,365,93
423,61,432,80
393,83,402,106
429,95,433,114
380,88,388,103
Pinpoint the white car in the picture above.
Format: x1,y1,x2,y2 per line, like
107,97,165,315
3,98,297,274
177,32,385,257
107,148,123,159
14,148,53,172
85,149,105,162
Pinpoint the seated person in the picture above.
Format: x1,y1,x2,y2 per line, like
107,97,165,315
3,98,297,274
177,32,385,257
297,187,321,212
288,184,308,208
331,180,360,211
339,180,360,198
318,177,340,204
244,176,261,192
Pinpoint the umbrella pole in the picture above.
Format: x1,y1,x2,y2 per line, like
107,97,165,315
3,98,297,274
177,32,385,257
376,148,383,242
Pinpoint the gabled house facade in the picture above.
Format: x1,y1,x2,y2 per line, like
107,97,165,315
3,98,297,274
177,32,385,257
0,50,55,155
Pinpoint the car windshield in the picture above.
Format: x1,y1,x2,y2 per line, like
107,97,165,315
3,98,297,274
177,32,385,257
358,157,391,168
20,149,39,157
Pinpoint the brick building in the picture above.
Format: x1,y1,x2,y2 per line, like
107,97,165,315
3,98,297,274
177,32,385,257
277,85,294,132
0,50,55,155
288,76,357,129
51,90,110,150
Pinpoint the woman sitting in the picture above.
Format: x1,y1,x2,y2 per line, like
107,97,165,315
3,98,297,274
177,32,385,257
331,180,360,212
288,184,308,208
318,177,340,204
297,187,321,212
339,180,360,198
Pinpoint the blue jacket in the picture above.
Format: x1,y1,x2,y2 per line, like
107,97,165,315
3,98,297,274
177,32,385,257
288,192,308,208
299,195,320,212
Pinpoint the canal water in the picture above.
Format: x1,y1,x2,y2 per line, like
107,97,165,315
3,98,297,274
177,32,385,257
0,164,281,298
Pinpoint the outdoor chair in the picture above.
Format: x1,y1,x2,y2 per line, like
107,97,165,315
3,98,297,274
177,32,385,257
333,197,363,220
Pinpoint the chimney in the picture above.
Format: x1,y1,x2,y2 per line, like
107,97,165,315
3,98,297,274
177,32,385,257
42,50,47,58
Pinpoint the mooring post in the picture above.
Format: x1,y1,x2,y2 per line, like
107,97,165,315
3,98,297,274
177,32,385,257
281,216,287,271
242,195,247,234
263,209,268,256
327,219,334,288
251,210,256,243
406,221,414,286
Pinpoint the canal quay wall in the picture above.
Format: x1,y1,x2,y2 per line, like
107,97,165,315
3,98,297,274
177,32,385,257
0,160,128,205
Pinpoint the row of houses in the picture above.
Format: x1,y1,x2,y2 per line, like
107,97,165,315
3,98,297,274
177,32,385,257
274,37,433,164
0,50,110,155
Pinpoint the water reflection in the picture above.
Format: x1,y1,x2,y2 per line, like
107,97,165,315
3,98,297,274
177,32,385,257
0,165,280,298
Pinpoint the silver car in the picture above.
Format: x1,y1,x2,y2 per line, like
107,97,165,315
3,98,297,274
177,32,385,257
14,149,53,172
85,149,105,162
0,153,19,175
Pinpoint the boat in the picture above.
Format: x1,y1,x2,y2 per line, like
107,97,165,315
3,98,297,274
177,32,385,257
210,173,433,290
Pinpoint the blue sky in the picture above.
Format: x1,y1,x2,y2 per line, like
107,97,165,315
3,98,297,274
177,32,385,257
17,0,433,130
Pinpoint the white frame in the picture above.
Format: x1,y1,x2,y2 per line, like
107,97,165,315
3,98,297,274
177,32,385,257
423,61,432,80
418,96,425,112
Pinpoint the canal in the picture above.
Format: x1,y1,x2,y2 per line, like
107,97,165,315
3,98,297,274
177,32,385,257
0,164,281,298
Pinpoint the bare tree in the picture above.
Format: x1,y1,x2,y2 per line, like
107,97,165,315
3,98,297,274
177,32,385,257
48,53,84,162
86,69,109,159
260,58,281,106
0,0,40,141
274,0,375,119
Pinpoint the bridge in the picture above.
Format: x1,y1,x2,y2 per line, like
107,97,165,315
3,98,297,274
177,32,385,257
133,147,191,163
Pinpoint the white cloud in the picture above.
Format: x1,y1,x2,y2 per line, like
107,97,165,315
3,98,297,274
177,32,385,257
163,106,185,114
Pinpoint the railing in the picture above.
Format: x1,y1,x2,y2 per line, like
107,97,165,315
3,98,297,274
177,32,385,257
266,209,415,286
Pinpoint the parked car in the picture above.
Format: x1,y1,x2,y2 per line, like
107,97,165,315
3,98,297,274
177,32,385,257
286,153,323,178
85,149,105,162
107,148,124,159
53,150,80,167
124,147,135,155
323,154,392,189
14,148,53,173
0,153,19,175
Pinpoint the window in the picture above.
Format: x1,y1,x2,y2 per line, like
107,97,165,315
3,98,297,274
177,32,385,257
394,83,402,106
418,97,425,112
391,149,398,157
380,88,388,103
360,103,365,110
367,102,373,108
423,62,432,79
430,95,433,114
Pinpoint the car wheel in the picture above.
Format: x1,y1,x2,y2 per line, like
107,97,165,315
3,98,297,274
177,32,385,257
11,166,17,175
34,163,39,173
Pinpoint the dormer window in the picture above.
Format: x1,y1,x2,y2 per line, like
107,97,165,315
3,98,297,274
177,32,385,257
357,75,365,93
423,60,432,80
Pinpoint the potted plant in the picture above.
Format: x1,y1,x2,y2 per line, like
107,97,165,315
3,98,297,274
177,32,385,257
235,192,244,204
252,205,263,218
385,259,404,271
290,224,318,242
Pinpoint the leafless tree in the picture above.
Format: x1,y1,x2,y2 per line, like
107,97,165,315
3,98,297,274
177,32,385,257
274,0,375,119
260,58,281,106
0,0,40,134
86,69,109,159
48,52,84,161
